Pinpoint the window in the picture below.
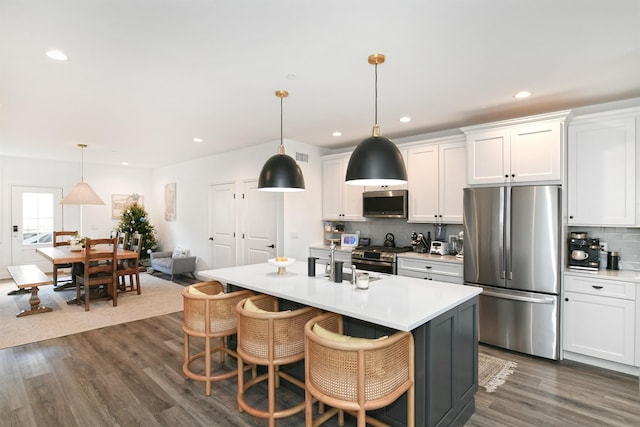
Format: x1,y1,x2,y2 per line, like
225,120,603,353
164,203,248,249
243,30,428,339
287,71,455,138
22,192,54,245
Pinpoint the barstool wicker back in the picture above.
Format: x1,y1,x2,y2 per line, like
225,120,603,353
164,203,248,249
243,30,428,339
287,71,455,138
182,280,253,396
304,312,415,427
236,294,322,427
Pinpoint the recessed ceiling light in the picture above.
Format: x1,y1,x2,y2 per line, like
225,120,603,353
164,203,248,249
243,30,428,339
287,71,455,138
46,50,68,61
514,91,532,99
400,116,411,123
332,131,342,137
121,162,129,166
193,138,203,143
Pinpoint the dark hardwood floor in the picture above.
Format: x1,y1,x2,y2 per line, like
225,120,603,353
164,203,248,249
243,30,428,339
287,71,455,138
1,312,638,427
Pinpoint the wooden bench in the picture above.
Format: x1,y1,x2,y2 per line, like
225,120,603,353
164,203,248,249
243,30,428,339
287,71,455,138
7,265,54,317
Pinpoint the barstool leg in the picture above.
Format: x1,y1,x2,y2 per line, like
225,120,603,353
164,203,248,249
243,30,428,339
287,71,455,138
183,334,189,378
268,364,276,427
237,356,245,413
205,335,211,396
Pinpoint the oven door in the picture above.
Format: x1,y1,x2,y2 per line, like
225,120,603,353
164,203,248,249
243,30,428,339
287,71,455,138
351,258,395,274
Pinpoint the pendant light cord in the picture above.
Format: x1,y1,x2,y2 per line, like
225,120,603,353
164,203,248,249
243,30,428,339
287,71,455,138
79,144,86,182
374,62,378,126
275,90,288,155
369,55,382,137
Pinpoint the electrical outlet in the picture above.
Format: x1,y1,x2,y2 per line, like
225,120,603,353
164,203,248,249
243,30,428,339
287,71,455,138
600,242,608,252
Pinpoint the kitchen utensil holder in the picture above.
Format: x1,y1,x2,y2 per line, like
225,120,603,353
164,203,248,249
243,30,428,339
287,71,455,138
308,257,317,276
333,261,343,283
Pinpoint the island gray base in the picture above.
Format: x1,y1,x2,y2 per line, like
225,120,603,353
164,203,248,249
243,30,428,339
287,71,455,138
229,284,478,426
341,296,478,427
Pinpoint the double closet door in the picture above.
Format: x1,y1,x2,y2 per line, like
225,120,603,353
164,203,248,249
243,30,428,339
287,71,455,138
209,179,278,269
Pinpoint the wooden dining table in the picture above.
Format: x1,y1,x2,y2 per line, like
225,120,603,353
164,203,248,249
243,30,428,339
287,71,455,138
36,245,140,302
37,245,140,266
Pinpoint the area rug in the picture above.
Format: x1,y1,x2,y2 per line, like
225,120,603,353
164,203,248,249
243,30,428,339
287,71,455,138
0,272,187,349
478,353,517,392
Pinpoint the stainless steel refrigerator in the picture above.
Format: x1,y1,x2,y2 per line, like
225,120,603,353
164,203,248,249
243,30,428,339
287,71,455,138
463,185,561,360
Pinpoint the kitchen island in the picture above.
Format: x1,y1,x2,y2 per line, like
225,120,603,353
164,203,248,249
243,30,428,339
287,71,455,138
200,261,481,427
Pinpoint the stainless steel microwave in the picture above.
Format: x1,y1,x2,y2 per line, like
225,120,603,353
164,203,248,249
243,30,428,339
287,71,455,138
362,190,408,218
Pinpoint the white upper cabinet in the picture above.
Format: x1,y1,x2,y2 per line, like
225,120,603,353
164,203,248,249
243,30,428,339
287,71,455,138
439,141,467,223
322,153,365,221
407,136,466,223
463,111,570,186
567,108,639,226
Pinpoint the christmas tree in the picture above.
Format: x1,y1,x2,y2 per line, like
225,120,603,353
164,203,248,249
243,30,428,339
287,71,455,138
115,202,158,260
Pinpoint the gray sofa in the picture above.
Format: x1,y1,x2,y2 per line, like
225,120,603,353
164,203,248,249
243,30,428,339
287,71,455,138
150,251,197,281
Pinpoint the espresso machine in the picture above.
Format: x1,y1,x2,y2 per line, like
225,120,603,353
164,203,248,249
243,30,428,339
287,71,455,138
411,231,428,253
568,231,600,270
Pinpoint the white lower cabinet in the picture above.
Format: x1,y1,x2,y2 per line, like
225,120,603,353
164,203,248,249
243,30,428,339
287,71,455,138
637,295,640,367
563,274,636,367
397,256,463,284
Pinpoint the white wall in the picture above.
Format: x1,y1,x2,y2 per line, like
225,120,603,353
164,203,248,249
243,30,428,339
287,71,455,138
1,138,324,279
0,156,153,279
150,139,325,271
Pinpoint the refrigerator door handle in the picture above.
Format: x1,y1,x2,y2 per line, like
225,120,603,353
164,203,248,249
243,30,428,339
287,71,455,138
482,289,556,304
499,188,505,279
505,187,512,281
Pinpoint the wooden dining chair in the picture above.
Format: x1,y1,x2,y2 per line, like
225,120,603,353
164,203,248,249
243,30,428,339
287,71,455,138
116,231,128,250
52,230,78,288
117,233,142,294
75,237,117,311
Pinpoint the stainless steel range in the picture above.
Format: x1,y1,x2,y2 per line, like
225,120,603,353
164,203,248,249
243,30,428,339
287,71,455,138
351,246,413,274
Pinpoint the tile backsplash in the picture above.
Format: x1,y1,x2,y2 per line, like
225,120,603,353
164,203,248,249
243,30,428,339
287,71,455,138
335,223,640,271
569,227,640,271
341,220,464,250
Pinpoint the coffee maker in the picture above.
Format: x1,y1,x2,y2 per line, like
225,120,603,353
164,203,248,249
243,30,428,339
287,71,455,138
568,231,600,270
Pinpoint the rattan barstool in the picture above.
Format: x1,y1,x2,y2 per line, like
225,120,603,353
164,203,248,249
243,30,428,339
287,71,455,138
182,281,254,396
236,294,322,427
304,312,415,427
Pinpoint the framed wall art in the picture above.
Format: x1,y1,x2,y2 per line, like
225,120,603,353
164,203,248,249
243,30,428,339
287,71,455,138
164,182,176,221
112,193,144,219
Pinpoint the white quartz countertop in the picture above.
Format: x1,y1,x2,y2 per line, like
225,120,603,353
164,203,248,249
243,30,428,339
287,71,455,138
309,244,354,252
199,261,481,332
564,268,640,283
310,245,463,264
397,252,463,264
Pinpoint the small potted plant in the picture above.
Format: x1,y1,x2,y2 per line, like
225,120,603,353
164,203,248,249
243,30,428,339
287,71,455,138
69,235,85,251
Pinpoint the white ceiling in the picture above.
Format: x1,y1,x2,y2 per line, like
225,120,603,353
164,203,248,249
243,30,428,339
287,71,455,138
1,0,639,168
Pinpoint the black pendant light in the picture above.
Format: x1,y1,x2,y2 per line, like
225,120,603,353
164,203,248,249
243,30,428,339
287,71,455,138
345,53,408,186
258,90,305,192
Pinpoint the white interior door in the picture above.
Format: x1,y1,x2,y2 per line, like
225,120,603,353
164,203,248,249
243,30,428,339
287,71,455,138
11,186,63,271
208,182,237,269
241,179,277,265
